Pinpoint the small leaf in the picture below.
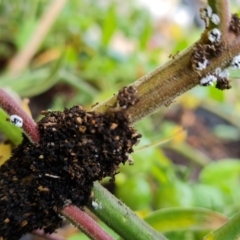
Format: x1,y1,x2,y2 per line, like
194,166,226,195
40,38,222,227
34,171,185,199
144,208,228,233
0,109,22,145
101,5,116,46
200,159,240,185
203,211,240,240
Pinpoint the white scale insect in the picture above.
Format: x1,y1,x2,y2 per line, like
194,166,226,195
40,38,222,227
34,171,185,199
10,115,23,128
196,59,209,71
230,55,240,69
200,75,217,86
200,5,220,27
208,28,221,43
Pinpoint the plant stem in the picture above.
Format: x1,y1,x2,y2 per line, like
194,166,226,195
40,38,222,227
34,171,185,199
88,182,167,240
208,0,231,39
93,34,240,124
163,142,211,167
0,88,40,143
61,205,114,240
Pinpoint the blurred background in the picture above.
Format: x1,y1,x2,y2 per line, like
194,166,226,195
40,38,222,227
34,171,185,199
1,0,240,239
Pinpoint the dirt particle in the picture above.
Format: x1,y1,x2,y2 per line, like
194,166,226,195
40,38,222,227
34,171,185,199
229,14,240,34
215,78,231,90
38,186,50,192
4,219,10,224
21,220,28,227
117,86,139,109
110,123,118,130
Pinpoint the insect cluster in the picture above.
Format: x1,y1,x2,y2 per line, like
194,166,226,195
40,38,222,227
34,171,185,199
191,5,240,90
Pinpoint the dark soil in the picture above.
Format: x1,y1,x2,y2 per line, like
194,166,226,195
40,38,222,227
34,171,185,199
0,106,141,240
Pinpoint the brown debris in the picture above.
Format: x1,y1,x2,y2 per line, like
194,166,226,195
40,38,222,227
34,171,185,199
191,43,208,71
117,86,139,109
191,41,224,73
229,14,240,35
215,78,231,90
205,41,224,57
0,106,141,240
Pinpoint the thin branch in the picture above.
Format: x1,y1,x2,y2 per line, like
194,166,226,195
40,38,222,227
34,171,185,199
88,182,167,240
61,205,114,240
93,34,240,124
0,88,40,143
7,0,67,75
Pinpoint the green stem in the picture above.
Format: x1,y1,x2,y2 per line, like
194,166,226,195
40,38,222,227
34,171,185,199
88,182,167,240
203,211,240,240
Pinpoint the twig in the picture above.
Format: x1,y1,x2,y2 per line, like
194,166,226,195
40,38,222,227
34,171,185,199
61,205,114,240
0,88,40,143
88,182,167,240
163,142,211,167
7,0,67,75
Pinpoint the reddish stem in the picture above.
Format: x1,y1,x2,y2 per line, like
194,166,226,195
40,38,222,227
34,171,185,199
0,88,40,144
61,205,114,240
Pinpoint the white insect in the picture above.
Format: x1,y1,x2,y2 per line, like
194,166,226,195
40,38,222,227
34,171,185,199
10,115,23,127
230,55,240,69
215,68,229,78
208,28,221,43
200,5,213,19
92,200,102,210
196,59,209,71
200,5,212,27
200,75,217,86
211,13,220,25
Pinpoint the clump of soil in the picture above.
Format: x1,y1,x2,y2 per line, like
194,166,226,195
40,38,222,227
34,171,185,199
230,14,240,34
117,86,139,109
0,106,141,240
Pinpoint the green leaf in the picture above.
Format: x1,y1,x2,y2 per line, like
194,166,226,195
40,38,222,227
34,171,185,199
101,5,116,46
0,109,22,145
203,211,240,240
116,176,152,210
192,184,225,211
0,54,63,97
144,208,228,233
199,159,240,186
154,181,193,209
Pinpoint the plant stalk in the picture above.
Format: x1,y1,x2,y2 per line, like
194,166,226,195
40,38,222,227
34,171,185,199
88,182,167,240
61,205,114,240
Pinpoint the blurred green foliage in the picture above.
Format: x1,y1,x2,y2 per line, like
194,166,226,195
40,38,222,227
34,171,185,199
1,0,240,239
